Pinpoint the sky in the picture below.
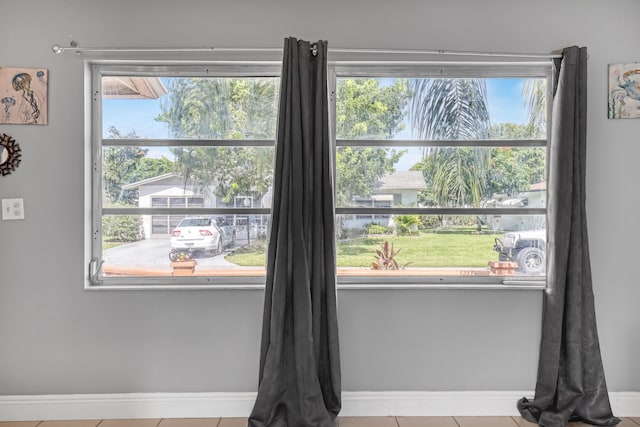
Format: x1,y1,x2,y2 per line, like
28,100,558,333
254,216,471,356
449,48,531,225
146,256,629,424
102,77,533,167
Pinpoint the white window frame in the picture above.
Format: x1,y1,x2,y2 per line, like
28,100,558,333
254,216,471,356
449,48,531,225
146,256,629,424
329,63,552,290
86,62,280,290
86,60,552,290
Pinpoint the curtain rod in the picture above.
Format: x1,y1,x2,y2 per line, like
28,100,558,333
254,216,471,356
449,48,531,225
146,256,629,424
51,42,562,59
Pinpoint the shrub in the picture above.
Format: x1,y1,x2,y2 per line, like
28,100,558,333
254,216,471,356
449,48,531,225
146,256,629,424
103,216,143,242
393,214,421,235
365,223,393,235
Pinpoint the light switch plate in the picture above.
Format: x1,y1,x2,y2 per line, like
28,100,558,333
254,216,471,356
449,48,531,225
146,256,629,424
2,198,24,220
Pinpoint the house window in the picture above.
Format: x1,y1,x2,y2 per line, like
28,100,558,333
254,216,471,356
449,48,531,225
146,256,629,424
90,64,279,287
332,64,550,286
89,61,551,289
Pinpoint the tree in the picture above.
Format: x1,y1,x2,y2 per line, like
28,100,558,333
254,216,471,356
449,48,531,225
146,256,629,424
157,77,278,203
102,126,174,206
336,146,404,205
336,78,409,139
522,79,547,138
486,123,545,197
156,77,412,207
335,78,411,205
410,78,491,207
102,126,175,243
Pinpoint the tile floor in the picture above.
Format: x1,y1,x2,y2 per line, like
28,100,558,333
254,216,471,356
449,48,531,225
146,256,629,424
0,417,638,427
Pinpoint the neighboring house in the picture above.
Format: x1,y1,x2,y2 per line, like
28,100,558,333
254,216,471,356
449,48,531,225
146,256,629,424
371,170,427,207
342,171,427,231
485,181,547,232
123,173,268,239
122,173,218,238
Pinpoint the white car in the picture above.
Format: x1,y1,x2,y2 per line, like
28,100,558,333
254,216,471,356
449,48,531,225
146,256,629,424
170,216,235,260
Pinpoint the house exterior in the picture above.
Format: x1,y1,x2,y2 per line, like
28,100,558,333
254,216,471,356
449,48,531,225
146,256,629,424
484,181,547,232
122,173,218,238
341,170,427,231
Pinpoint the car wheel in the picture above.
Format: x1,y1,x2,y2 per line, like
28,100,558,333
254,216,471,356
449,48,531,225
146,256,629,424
216,240,223,256
517,247,545,275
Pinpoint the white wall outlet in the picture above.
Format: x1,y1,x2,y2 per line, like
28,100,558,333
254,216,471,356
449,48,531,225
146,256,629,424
2,198,25,220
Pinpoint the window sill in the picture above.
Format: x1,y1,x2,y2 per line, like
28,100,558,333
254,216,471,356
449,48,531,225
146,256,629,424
91,265,545,291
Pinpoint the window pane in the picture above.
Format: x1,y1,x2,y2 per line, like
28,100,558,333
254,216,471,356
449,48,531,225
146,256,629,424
102,146,274,210
170,197,186,207
336,214,546,277
187,197,204,207
336,146,546,208
335,77,546,140
151,215,169,235
152,197,168,207
101,214,268,278
102,76,279,140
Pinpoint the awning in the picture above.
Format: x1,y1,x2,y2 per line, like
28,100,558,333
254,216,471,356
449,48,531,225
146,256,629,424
102,76,167,99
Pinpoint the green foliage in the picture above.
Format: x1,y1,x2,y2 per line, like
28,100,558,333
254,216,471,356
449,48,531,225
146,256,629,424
335,79,411,205
103,126,174,206
522,79,547,138
486,147,545,196
102,215,142,242
336,147,404,204
410,79,491,208
365,223,393,235
410,78,490,141
336,78,411,139
393,214,421,235
157,78,278,203
171,146,273,204
223,238,267,266
157,78,278,140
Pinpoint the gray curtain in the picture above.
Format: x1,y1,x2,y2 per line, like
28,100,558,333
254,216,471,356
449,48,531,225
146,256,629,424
248,37,341,427
517,46,619,427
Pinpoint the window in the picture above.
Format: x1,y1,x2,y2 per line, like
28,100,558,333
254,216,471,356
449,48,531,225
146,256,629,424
331,64,550,287
90,65,280,287
88,61,551,289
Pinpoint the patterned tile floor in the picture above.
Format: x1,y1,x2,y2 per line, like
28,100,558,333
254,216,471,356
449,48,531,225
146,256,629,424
0,417,638,427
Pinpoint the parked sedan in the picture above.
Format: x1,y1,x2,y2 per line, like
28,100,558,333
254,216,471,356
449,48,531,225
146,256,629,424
169,216,236,260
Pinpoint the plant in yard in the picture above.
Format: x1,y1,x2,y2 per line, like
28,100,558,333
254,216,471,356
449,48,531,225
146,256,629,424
365,223,393,235
371,240,409,270
393,214,421,236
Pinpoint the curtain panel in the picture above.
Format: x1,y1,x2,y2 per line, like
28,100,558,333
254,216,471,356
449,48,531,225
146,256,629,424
248,37,341,427
517,46,619,427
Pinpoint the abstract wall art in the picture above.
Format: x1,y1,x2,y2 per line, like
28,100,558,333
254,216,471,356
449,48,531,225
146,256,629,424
608,63,640,119
0,67,48,125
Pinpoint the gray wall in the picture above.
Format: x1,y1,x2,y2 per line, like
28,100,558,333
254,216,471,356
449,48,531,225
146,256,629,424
0,0,637,395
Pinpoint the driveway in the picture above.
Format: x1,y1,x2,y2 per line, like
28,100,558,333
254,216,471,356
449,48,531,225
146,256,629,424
104,238,237,268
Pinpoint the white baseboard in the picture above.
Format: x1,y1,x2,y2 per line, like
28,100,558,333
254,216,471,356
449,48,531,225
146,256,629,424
0,391,637,421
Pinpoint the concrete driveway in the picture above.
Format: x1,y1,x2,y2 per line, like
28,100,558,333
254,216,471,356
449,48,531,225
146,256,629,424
104,238,237,268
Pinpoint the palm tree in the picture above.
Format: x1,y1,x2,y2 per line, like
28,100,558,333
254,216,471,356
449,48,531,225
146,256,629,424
522,79,547,138
410,78,491,207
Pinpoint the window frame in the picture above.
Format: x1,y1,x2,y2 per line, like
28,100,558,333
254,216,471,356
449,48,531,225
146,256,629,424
87,62,281,289
86,60,552,290
329,63,552,289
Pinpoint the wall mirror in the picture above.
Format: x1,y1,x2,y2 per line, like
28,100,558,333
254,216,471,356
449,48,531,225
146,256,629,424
0,133,21,176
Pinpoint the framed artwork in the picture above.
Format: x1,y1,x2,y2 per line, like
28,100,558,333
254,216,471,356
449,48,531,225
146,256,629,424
608,63,640,119
0,67,48,125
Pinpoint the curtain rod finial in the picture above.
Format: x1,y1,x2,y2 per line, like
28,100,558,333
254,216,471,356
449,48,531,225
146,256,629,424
52,44,63,54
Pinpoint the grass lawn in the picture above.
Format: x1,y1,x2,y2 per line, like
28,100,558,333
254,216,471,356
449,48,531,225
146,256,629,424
226,229,502,268
103,241,125,250
226,238,268,266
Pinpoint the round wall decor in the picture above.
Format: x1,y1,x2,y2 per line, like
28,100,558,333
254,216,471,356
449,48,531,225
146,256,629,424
0,133,21,176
